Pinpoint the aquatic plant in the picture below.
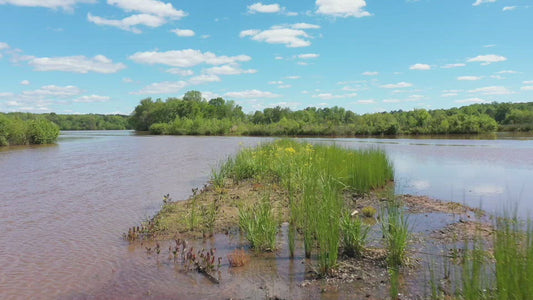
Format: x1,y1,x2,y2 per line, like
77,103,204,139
227,249,250,267
238,194,279,251
382,203,409,267
340,213,370,257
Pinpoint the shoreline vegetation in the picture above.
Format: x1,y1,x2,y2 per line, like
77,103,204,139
0,114,60,146
127,139,533,298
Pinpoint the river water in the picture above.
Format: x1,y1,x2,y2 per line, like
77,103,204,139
0,131,532,299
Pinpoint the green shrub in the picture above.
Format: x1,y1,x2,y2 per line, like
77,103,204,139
28,119,60,144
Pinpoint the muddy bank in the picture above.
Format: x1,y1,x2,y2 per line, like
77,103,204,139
120,178,494,299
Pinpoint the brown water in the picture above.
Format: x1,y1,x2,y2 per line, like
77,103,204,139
1,131,532,299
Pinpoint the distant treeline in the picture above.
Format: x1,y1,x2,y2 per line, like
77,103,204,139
130,91,533,136
3,112,131,131
0,114,60,146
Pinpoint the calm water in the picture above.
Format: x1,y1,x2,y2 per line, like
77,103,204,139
0,131,532,299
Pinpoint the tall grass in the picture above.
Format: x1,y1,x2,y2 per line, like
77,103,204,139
238,195,279,251
218,139,394,276
340,213,370,257
382,202,409,267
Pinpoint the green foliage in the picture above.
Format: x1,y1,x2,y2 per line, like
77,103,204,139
341,213,370,257
0,114,60,146
28,119,60,144
238,195,279,251
382,203,410,267
131,92,533,135
361,206,377,218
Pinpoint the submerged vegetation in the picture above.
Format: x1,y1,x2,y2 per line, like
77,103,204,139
130,91,533,136
0,114,60,146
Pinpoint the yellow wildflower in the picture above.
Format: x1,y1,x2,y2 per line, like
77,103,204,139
285,147,296,154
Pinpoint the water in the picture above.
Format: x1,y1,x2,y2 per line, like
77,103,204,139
0,131,532,299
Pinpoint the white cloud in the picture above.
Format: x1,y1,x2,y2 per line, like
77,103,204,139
497,70,517,74
171,28,195,37
107,0,186,18
123,77,134,83
456,98,486,104
129,49,251,68
409,63,431,70
483,44,496,48
73,94,110,103
0,0,95,11
521,86,533,91
441,63,466,68
472,0,497,6
316,0,371,18
28,54,126,73
131,80,188,95
204,64,257,75
224,90,280,99
20,80,30,85
458,76,482,81
240,24,319,48
22,85,82,98
188,74,221,85
269,81,283,85
278,85,291,89
490,75,505,80
298,53,319,59
166,68,194,76
275,56,284,60
312,92,357,100
87,13,166,34
468,86,513,95
467,54,507,65
285,75,300,79
0,42,9,50
380,82,413,89
297,61,309,66
357,99,375,104
441,93,458,97
523,80,533,85
291,23,321,29
362,71,378,76
382,99,400,103
248,2,280,13
503,6,516,11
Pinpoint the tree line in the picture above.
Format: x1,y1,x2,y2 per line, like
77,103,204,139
130,91,533,136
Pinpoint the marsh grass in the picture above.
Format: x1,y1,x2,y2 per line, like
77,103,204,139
215,139,393,275
341,213,370,258
382,202,409,267
238,194,279,251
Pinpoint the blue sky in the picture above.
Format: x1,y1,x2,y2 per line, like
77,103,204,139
0,0,532,115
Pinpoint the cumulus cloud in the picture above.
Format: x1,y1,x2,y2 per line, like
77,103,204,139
497,70,517,74
456,98,486,104
73,95,110,103
380,82,413,89
409,63,431,70
21,85,82,99
285,75,300,80
468,86,513,95
224,90,280,99
0,42,9,50
129,49,251,68
467,54,507,65
523,80,533,85
503,6,516,11
166,68,194,76
248,2,280,13
357,99,375,104
87,13,166,34
204,64,257,75
521,86,533,91
240,23,320,48
89,0,186,33
171,28,195,37
472,0,497,6
131,80,188,95
441,63,466,69
107,0,186,18
316,0,371,18
312,92,358,100
188,74,221,85
458,76,482,81
298,53,319,59
0,0,95,11
20,80,30,85
362,71,378,76
27,54,126,73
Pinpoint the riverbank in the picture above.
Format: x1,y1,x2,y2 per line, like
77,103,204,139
125,139,507,298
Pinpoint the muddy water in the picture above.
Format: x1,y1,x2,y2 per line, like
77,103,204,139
1,132,532,299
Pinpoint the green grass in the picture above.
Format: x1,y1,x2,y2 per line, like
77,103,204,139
217,139,394,276
238,194,279,251
382,202,410,267
341,213,370,258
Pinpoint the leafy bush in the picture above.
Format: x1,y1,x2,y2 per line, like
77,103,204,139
28,119,60,144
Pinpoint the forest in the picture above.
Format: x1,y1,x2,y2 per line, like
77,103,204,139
130,91,533,136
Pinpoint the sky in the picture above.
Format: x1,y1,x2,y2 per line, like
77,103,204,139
0,0,532,115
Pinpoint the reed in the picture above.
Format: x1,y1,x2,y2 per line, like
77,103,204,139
238,194,279,251
340,212,370,257
382,202,409,267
